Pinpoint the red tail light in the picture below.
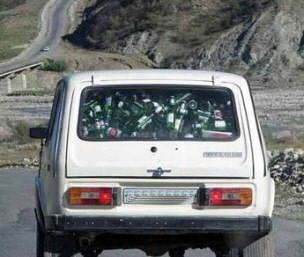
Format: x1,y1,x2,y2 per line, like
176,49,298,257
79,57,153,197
69,187,114,205
209,188,252,206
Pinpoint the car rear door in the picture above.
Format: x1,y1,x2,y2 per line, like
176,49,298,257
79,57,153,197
66,83,253,179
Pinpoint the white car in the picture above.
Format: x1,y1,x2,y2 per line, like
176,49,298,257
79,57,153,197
41,46,50,52
30,69,275,257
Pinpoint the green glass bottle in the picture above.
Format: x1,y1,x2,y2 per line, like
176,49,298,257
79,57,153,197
152,101,165,114
84,99,97,122
129,100,146,118
175,92,192,105
174,101,188,133
93,104,103,120
194,101,215,130
103,96,112,126
84,108,94,122
192,121,208,131
136,115,153,130
117,101,131,118
81,118,90,138
166,96,176,130
132,101,164,131
207,102,215,130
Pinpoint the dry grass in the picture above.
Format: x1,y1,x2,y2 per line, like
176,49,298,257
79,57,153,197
52,41,155,71
0,0,48,60
264,132,304,152
0,118,47,167
0,141,40,167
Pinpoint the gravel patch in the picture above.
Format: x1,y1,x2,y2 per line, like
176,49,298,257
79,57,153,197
0,95,52,122
252,87,304,136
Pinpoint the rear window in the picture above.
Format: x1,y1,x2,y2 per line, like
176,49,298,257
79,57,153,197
78,86,238,141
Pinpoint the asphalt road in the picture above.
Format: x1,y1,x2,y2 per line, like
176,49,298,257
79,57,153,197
0,168,303,257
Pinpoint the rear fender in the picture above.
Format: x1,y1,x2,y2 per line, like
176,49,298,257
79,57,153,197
35,176,47,230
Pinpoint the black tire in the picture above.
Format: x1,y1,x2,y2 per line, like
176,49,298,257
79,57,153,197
44,235,74,257
215,235,274,257
81,249,102,257
168,248,186,257
214,248,242,257
36,221,45,257
36,221,74,257
243,235,274,257
226,249,242,257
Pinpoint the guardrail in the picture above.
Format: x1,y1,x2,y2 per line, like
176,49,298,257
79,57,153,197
0,61,44,79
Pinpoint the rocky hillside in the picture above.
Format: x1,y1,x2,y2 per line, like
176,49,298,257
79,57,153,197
66,0,304,86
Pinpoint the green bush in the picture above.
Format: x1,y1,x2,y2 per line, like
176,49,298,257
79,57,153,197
40,58,67,72
6,119,32,144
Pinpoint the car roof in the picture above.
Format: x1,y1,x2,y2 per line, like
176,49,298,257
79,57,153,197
63,69,248,89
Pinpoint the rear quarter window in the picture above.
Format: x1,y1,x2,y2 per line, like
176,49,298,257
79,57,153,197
77,86,239,141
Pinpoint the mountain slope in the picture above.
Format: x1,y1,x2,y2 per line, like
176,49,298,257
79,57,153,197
66,0,304,86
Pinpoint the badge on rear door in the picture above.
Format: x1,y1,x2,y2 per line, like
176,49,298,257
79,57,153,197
203,152,242,158
147,167,171,177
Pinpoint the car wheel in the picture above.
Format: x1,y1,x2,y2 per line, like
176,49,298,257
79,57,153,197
243,235,274,257
81,249,102,257
214,248,242,257
168,248,186,257
44,236,74,257
36,224,74,257
36,221,44,257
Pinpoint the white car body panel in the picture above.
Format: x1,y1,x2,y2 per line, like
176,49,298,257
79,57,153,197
66,76,253,179
35,69,274,235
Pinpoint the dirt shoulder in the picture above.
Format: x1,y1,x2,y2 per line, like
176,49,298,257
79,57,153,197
274,183,304,221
